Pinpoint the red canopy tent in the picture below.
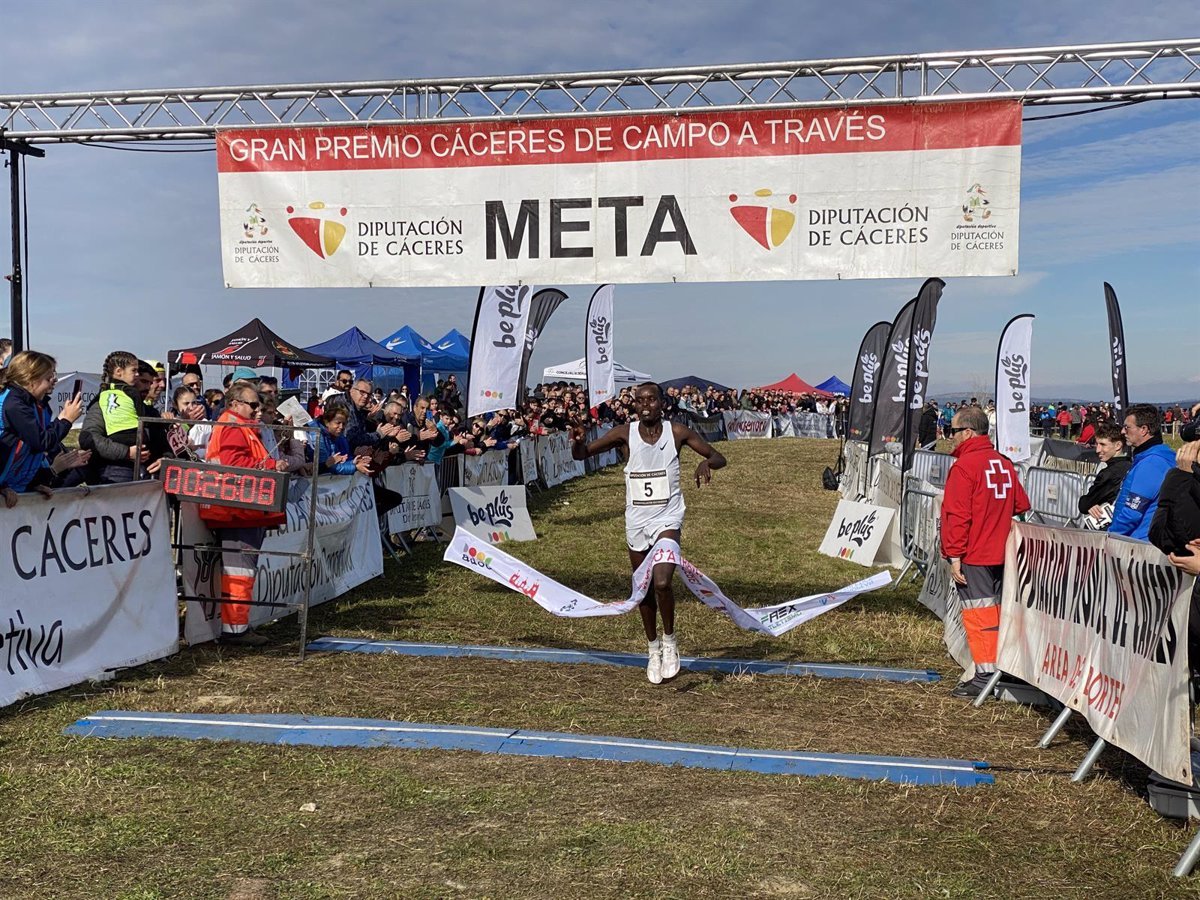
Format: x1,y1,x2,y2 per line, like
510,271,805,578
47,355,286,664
754,373,833,396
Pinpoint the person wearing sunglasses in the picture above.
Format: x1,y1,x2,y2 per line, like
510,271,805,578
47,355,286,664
197,382,288,648
940,406,1030,699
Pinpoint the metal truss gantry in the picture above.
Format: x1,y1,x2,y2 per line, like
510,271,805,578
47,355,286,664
1,39,1197,143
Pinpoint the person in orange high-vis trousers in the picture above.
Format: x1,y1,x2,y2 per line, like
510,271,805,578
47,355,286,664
198,380,288,647
940,406,1030,699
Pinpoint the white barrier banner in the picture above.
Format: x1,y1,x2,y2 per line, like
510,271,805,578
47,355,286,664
464,449,510,487
183,474,383,645
722,410,772,439
384,463,441,532
217,102,1020,287
840,440,869,500
916,555,975,677
774,416,795,438
451,486,536,543
445,527,890,635
519,439,539,484
818,499,896,567
792,412,832,439
593,425,620,468
867,459,904,566
998,523,1195,782
0,483,178,709
538,432,585,486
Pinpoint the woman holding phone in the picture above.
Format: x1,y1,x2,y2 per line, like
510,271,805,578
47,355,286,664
0,351,90,505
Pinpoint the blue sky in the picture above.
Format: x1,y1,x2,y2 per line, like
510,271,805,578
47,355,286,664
2,2,1197,400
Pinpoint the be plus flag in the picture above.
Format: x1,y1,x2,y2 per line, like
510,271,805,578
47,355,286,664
1103,283,1129,419
846,320,891,444
995,314,1034,462
467,285,533,417
216,101,1021,287
585,284,616,409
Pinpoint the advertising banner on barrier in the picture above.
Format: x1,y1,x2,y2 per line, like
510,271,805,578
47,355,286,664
792,412,833,439
867,459,904,565
722,410,772,439
450,486,536,542
840,441,869,500
998,523,1195,782
519,439,539,484
216,102,1020,288
464,449,510,487
183,474,383,645
384,463,442,532
774,416,795,437
689,414,725,444
818,499,896,567
0,483,178,709
537,432,587,487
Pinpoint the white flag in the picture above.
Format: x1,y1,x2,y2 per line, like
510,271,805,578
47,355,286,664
584,284,616,409
468,285,534,417
995,314,1034,462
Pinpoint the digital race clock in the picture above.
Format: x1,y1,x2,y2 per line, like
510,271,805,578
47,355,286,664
161,459,290,512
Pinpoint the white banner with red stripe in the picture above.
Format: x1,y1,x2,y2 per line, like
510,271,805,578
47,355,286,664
444,527,890,635
217,102,1021,287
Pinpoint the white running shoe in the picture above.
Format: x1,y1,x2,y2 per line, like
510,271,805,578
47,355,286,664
661,635,680,680
646,640,663,684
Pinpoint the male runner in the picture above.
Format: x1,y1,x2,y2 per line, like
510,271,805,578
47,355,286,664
571,382,727,684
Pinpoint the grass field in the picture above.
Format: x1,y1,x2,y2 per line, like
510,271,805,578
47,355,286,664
2,438,1197,899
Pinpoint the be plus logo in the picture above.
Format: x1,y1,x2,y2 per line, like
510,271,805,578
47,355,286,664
984,459,1013,499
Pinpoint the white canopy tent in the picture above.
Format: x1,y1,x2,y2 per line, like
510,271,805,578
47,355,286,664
541,358,652,385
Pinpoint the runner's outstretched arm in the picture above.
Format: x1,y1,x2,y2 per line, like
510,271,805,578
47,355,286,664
571,422,628,461
674,423,726,486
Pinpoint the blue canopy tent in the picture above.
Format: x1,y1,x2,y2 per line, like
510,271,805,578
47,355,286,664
431,328,471,361
381,325,469,395
815,375,851,395
302,326,421,394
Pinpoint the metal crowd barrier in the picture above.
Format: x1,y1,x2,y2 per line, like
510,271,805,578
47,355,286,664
1023,466,1094,528
909,449,953,489
900,474,943,576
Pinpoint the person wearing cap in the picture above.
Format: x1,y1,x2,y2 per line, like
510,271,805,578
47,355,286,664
200,380,288,647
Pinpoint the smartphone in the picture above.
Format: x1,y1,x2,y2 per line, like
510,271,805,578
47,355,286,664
72,378,82,397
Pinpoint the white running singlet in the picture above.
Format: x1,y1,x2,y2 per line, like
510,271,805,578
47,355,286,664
624,422,685,551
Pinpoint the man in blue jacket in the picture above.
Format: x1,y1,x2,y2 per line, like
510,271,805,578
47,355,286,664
1110,403,1176,541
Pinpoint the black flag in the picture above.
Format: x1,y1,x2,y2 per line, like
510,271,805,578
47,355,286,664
1104,282,1129,419
516,288,569,403
899,277,944,473
869,297,917,457
847,320,892,444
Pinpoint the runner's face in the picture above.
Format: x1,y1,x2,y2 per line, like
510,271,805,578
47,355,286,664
634,388,662,423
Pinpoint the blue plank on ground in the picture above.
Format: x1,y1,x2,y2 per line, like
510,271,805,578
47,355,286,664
306,637,940,683
65,710,992,787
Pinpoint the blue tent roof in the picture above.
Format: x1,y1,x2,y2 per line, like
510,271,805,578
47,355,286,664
304,326,420,367
431,328,471,363
815,375,851,395
380,325,468,371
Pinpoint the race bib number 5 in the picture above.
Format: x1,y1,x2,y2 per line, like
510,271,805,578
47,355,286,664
630,469,669,506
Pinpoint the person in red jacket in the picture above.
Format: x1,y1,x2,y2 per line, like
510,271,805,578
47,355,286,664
941,406,1031,698
199,381,289,647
